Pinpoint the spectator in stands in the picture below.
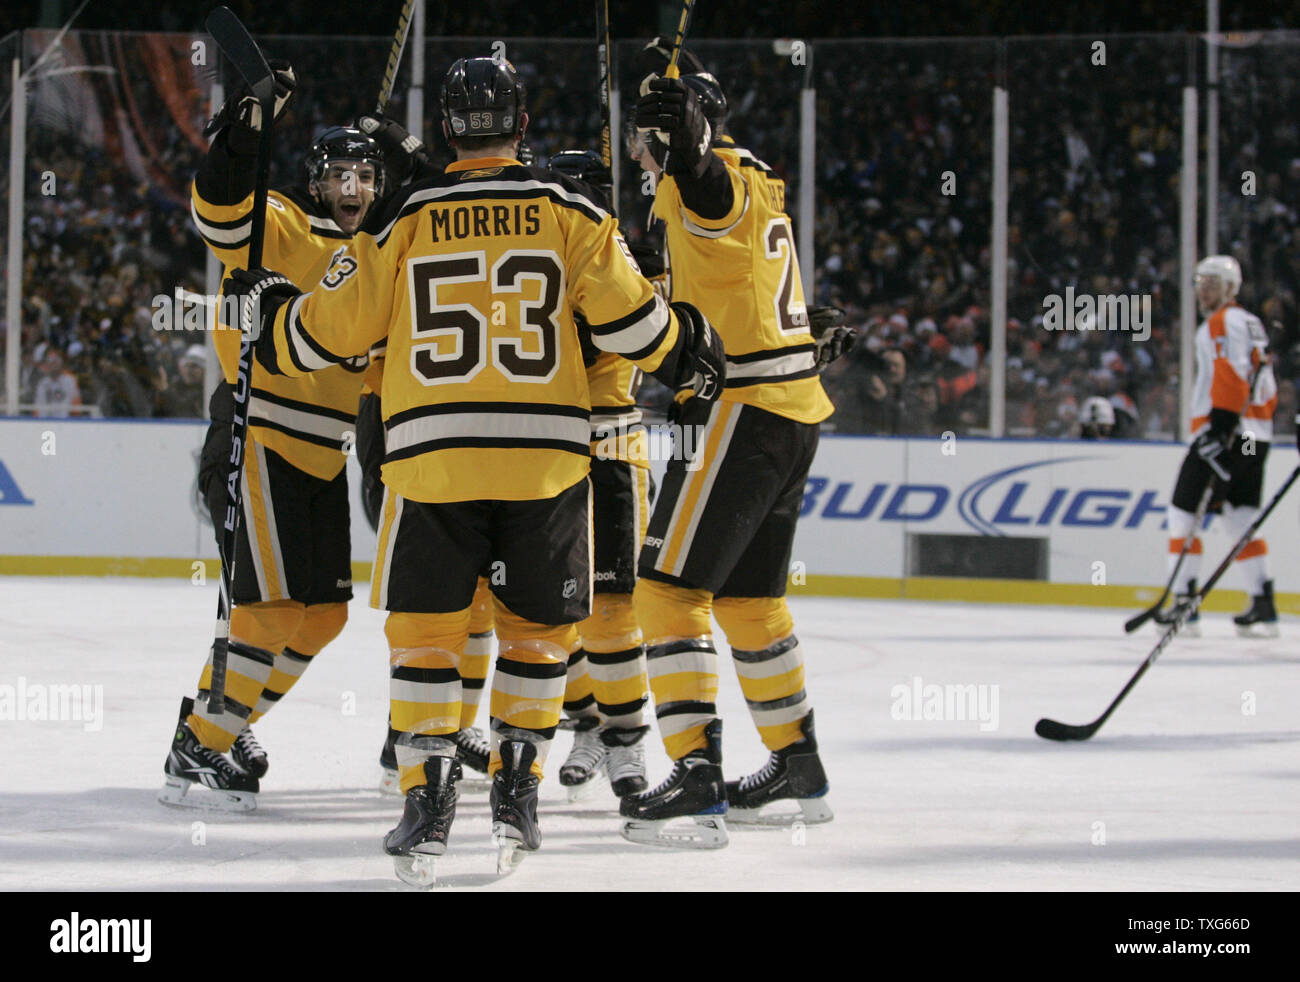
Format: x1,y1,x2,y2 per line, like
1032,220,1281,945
158,344,207,418
33,348,82,417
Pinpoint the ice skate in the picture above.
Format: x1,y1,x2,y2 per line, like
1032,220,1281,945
620,720,728,849
558,716,608,802
159,697,258,812
379,730,400,796
383,756,462,888
602,724,649,797
452,727,492,791
725,710,833,826
1153,579,1201,638
491,740,541,874
231,724,268,778
1234,580,1279,638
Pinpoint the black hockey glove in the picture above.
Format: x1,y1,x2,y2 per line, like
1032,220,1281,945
356,114,432,185
549,149,613,211
222,267,301,356
808,305,858,369
205,60,296,155
665,301,725,401
635,76,712,178
628,241,665,280
1190,429,1232,483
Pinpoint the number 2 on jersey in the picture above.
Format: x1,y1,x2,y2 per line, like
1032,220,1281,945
764,218,809,334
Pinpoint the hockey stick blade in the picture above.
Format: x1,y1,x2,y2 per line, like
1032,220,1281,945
1035,717,1097,742
206,6,275,103
1123,607,1157,634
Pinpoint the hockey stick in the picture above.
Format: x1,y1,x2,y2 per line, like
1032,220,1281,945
662,0,698,79
1123,484,1213,633
375,0,416,115
595,0,614,174
204,6,277,714
1037,463,1300,742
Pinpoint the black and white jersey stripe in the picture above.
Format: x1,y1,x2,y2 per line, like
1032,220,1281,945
248,388,354,451
383,401,591,462
724,344,818,388
584,295,672,361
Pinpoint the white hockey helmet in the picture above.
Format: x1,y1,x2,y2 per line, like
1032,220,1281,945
1195,255,1242,296
1080,395,1115,427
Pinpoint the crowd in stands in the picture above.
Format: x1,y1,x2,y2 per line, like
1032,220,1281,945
8,30,1300,443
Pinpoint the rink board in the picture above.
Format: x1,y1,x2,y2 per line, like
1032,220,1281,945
2,419,1298,609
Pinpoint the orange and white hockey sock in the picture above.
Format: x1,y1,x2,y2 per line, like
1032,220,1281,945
1223,504,1270,595
1166,505,1203,594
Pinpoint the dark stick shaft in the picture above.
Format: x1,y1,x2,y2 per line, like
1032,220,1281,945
205,6,276,712
376,0,416,115
596,0,612,170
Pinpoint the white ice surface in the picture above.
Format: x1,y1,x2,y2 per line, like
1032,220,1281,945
1,576,1297,891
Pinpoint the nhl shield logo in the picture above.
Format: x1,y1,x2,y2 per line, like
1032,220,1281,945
562,578,578,599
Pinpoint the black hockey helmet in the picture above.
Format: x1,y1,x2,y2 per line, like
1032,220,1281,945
441,57,527,139
305,125,385,195
635,37,727,130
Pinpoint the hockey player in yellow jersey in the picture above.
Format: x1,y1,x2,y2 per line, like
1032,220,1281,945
224,57,725,883
160,60,400,811
619,41,844,847
539,150,655,802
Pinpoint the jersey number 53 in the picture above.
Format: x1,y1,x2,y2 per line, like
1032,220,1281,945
407,249,566,386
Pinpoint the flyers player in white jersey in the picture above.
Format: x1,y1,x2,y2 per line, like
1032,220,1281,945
618,41,846,848
1156,256,1279,637
224,57,725,883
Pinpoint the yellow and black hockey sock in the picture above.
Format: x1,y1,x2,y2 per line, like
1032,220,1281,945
192,600,304,752
249,601,347,723
385,609,470,794
581,593,649,730
459,577,494,729
562,648,600,722
715,596,810,752
489,599,577,778
635,578,718,760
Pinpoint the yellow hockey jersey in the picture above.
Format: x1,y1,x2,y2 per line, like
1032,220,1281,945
262,156,684,503
654,137,832,425
192,161,367,481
